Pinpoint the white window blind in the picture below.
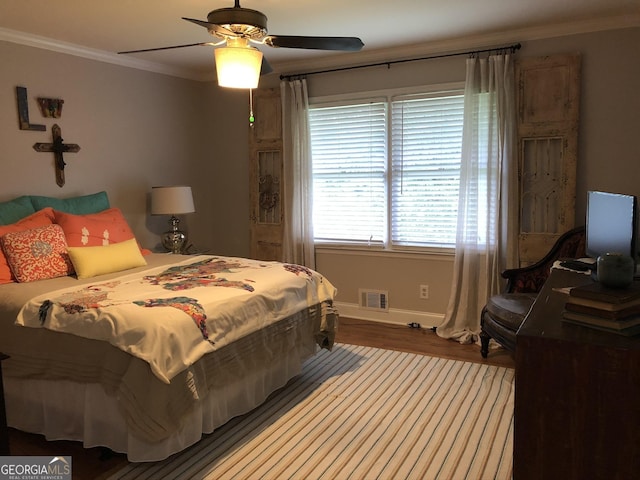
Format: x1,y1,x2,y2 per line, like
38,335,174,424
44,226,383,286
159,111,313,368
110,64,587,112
391,93,464,247
309,102,387,245
309,88,464,249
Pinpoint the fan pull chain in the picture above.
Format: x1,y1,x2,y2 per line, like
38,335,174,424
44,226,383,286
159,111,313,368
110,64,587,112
249,88,255,127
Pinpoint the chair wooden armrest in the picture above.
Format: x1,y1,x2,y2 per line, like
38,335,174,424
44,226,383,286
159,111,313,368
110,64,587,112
503,226,586,294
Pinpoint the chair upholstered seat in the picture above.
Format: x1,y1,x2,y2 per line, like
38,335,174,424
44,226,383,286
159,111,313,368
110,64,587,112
480,226,586,358
481,293,536,353
485,293,537,330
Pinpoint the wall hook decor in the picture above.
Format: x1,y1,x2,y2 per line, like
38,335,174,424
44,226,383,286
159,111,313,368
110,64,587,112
37,97,64,118
33,124,81,187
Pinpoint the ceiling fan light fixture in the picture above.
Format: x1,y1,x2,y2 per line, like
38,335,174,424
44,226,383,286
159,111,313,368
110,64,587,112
120,2,364,87
214,43,263,89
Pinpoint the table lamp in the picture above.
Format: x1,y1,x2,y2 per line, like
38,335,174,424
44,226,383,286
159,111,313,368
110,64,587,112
151,186,195,254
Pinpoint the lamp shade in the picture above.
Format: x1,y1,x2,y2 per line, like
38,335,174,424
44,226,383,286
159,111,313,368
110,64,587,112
151,186,195,215
215,45,263,89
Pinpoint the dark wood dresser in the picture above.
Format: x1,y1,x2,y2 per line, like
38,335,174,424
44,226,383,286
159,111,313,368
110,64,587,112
514,269,640,479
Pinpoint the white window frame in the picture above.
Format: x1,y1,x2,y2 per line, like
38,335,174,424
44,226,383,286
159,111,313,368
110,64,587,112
309,82,464,254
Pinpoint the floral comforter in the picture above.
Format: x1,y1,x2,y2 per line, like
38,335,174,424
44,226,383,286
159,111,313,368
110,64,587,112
16,255,337,383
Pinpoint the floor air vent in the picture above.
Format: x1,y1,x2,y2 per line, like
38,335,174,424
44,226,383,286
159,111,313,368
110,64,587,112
359,289,389,311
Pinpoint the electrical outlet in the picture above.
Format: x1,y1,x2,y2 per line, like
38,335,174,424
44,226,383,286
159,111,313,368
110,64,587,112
420,284,429,299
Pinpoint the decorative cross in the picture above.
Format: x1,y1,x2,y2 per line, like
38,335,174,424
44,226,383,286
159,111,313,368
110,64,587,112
33,124,81,187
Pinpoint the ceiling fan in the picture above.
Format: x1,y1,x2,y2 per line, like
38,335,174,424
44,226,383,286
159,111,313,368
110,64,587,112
119,0,364,86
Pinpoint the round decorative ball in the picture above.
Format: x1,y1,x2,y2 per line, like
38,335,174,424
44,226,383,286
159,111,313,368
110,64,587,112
597,253,635,289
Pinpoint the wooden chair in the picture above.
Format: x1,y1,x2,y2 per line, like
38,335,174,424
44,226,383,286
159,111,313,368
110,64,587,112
479,226,586,357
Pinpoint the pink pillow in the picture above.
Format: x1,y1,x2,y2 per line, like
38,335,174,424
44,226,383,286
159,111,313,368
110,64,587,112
54,207,137,247
0,208,55,284
0,224,74,283
54,208,151,255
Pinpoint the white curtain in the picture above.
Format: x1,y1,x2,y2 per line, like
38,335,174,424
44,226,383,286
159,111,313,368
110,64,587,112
437,54,519,344
280,78,315,268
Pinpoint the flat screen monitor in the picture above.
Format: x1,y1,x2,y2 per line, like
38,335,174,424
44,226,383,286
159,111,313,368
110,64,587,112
586,190,637,262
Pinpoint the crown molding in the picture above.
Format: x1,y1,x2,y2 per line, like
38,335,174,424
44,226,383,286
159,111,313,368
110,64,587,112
276,13,640,75
0,27,213,82
2,12,638,83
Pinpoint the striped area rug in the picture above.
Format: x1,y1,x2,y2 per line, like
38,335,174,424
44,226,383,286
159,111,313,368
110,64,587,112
109,344,514,480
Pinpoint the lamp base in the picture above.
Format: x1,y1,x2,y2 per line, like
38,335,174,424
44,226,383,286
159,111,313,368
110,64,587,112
161,216,187,254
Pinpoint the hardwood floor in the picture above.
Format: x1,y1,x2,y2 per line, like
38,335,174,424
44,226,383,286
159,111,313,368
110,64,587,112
336,317,514,369
6,318,514,479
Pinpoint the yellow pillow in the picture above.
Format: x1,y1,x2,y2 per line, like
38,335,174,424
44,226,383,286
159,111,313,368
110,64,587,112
67,238,147,279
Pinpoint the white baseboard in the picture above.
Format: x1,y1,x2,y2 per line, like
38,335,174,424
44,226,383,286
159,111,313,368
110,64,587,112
334,301,445,329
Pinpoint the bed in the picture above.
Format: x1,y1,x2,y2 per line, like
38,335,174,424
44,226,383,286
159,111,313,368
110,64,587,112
0,193,337,462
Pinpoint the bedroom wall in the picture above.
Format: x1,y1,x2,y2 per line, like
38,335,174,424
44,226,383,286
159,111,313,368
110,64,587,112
0,40,252,257
186,85,253,257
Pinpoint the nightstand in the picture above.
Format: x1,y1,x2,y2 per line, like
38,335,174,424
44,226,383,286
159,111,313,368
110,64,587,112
0,353,8,455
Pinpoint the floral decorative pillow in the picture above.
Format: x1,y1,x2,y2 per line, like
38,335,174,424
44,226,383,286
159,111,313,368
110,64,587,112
0,223,74,283
0,207,55,283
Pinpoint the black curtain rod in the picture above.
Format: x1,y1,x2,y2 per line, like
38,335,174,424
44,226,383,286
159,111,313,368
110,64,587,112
280,42,521,81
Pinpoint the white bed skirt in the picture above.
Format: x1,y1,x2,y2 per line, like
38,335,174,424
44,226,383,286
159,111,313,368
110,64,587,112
5,339,316,462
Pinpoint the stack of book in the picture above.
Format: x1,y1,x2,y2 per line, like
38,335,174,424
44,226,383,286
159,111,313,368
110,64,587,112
562,280,640,336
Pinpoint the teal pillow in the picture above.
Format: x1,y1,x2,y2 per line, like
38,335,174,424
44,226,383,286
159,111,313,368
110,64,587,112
0,196,37,225
30,191,110,214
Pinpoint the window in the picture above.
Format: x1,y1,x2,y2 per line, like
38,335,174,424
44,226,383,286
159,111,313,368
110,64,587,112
309,88,464,249
309,102,387,245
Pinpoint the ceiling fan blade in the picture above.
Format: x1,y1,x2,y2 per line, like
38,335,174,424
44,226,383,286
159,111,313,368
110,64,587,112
118,42,215,54
261,57,273,75
182,17,213,29
182,17,237,37
264,35,364,51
